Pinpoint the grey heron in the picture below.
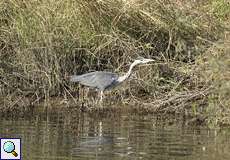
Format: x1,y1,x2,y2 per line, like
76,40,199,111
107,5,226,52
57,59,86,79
70,57,154,102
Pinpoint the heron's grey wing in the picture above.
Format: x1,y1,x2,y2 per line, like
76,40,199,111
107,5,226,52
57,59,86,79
70,71,119,90
70,72,99,88
93,72,119,90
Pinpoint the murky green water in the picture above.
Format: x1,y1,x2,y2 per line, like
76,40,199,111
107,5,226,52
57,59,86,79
0,109,230,160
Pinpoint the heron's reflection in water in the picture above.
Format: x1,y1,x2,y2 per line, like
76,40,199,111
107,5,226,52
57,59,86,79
72,121,116,158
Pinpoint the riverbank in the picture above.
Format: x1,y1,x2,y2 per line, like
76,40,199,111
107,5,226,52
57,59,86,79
0,0,229,126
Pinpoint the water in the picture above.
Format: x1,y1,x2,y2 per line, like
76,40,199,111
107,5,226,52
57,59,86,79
0,109,230,160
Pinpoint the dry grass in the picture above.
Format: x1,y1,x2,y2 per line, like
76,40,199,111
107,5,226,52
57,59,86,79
0,0,229,126
196,33,230,126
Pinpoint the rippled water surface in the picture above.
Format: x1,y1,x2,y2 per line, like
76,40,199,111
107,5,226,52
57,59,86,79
0,109,230,160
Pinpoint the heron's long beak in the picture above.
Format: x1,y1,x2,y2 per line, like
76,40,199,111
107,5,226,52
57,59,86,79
139,59,155,67
146,59,155,63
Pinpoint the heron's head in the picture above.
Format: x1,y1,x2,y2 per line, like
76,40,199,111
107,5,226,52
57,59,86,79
134,57,154,65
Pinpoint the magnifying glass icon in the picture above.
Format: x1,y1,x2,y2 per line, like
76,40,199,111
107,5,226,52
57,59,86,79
3,141,18,157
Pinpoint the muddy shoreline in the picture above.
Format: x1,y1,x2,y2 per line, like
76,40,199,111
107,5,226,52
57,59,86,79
0,96,208,127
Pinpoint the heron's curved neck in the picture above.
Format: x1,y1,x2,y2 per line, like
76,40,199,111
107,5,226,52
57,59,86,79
118,61,139,82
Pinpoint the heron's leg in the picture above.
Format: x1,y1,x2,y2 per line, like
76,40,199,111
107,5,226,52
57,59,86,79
97,91,104,108
100,91,104,103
